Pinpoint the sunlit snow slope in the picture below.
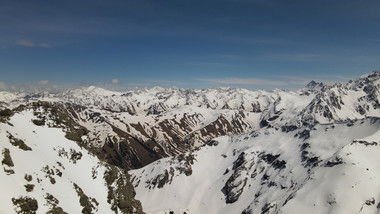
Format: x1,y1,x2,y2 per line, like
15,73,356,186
0,109,143,214
130,118,380,214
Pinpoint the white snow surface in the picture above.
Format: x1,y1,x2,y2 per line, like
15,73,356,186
130,118,380,214
0,110,112,213
0,91,25,103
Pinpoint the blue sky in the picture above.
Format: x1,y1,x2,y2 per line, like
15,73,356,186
1,0,380,91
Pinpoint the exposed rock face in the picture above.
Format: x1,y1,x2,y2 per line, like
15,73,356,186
68,105,258,170
223,152,251,203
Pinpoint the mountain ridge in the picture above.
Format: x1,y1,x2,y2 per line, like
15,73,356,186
1,71,380,170
1,70,380,213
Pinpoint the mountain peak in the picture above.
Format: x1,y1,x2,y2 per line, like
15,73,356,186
306,80,317,87
304,80,324,91
359,70,380,81
81,86,122,96
86,85,97,91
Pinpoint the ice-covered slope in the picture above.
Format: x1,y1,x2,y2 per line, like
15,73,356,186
130,117,380,214
0,108,143,213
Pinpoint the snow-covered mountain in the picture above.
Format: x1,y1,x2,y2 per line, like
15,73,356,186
57,86,273,115
1,70,380,213
24,86,288,170
33,82,322,169
130,117,380,214
295,71,380,125
2,86,274,170
127,71,380,213
0,105,143,213
57,102,260,169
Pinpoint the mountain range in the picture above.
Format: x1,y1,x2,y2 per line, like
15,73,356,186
1,70,380,213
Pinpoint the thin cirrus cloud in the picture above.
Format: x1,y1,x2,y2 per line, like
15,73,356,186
38,80,49,85
111,79,120,84
17,40,51,48
198,78,287,86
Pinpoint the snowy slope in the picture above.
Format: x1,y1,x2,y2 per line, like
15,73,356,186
0,109,143,214
295,70,380,125
0,91,25,103
130,118,380,214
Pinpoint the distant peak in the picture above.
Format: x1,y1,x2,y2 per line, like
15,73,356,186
305,80,323,89
148,86,165,92
362,70,380,79
86,85,97,91
79,85,122,96
307,80,317,86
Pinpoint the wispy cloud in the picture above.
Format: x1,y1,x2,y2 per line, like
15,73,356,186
265,53,322,62
218,35,305,46
17,40,51,48
38,80,49,85
189,61,234,68
0,81,8,90
197,74,355,90
38,43,51,48
0,80,69,93
125,79,185,88
111,79,120,84
198,78,287,86
80,79,187,92
17,40,35,47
